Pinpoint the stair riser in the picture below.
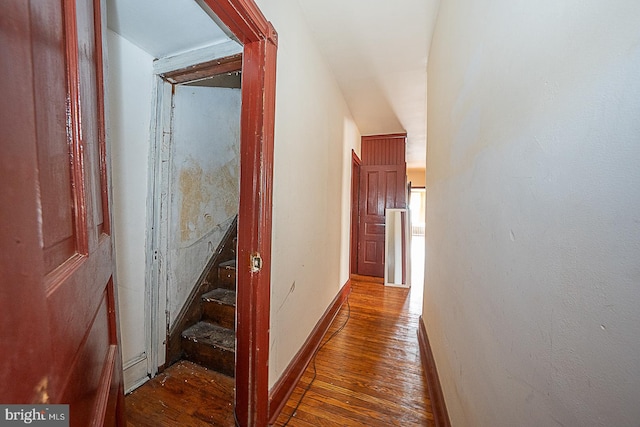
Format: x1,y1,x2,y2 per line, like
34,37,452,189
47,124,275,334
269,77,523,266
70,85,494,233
182,339,235,377
202,302,235,330
217,267,236,289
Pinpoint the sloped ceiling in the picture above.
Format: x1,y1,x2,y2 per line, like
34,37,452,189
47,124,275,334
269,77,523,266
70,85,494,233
295,0,441,169
107,0,440,169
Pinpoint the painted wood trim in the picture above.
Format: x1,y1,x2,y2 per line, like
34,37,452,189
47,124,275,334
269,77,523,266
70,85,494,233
201,0,277,46
401,212,407,285
361,134,407,167
91,344,117,423
176,1,277,425
93,0,110,236
268,280,352,425
123,354,149,394
418,316,452,427
161,53,242,84
145,76,173,374
352,150,362,165
63,0,89,256
153,40,242,75
235,34,277,427
361,132,407,141
105,273,127,424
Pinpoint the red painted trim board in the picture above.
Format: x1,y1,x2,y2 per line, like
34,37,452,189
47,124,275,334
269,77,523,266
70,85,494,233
268,280,352,425
361,132,407,141
418,316,452,427
199,1,277,425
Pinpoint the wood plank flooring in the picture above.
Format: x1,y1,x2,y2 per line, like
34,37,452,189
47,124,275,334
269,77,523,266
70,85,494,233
125,361,235,426
125,259,433,426
273,279,433,426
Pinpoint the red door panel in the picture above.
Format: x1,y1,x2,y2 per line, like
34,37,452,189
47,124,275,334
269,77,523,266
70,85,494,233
32,0,80,273
0,0,125,425
357,165,406,277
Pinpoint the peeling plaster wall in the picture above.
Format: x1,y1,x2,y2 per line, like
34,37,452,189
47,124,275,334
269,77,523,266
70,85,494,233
253,0,361,388
167,85,240,328
106,29,153,381
425,1,640,426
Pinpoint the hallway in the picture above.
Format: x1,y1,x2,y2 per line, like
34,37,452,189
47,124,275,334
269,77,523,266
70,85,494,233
125,242,433,426
273,276,433,426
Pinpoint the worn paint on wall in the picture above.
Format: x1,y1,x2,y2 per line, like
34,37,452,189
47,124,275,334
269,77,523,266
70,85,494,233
168,85,240,328
179,157,237,243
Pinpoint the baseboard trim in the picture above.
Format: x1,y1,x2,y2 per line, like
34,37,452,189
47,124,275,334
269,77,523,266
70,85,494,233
418,316,451,427
268,279,352,424
123,354,149,394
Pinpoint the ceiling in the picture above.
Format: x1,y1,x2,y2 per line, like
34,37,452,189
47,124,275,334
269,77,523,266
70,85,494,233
106,0,440,169
106,0,233,58
295,0,441,169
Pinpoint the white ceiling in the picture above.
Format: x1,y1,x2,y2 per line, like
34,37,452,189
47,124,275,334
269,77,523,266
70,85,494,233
295,0,441,169
106,0,232,59
106,0,440,169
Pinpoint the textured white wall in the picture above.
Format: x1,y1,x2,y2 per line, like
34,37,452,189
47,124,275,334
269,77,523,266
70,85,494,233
106,29,153,383
168,86,240,327
253,0,361,388
424,1,640,426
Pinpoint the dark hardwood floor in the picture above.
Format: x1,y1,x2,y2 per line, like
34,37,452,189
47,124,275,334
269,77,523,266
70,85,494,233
125,361,235,427
126,242,433,426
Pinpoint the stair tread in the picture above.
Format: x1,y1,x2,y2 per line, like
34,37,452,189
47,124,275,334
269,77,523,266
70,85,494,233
219,260,236,269
202,288,236,306
182,322,235,352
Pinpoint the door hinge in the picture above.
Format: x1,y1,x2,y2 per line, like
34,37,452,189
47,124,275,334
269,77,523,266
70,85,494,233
251,252,263,273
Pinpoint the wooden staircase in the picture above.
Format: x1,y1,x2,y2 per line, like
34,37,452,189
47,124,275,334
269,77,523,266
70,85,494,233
167,218,237,377
181,258,237,377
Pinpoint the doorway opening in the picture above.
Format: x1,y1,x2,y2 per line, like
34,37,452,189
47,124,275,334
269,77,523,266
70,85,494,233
409,188,426,237
408,187,426,306
148,52,243,379
107,1,277,425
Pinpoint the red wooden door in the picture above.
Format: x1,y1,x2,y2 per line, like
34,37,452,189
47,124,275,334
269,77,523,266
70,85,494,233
0,1,125,425
357,165,406,277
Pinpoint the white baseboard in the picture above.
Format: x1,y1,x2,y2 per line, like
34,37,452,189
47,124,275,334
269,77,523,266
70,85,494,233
123,353,150,394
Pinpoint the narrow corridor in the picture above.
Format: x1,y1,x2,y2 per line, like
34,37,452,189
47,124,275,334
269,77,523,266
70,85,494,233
126,237,431,426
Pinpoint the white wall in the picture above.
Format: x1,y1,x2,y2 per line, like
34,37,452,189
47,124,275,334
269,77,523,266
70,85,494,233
167,85,240,327
106,29,153,389
424,1,640,426
253,0,361,387
108,28,241,390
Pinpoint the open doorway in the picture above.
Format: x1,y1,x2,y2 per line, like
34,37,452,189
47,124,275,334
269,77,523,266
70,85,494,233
409,187,426,310
107,0,277,424
147,53,243,378
410,188,426,237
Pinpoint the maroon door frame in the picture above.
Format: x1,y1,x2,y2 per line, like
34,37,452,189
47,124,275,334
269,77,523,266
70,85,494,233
200,1,277,426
